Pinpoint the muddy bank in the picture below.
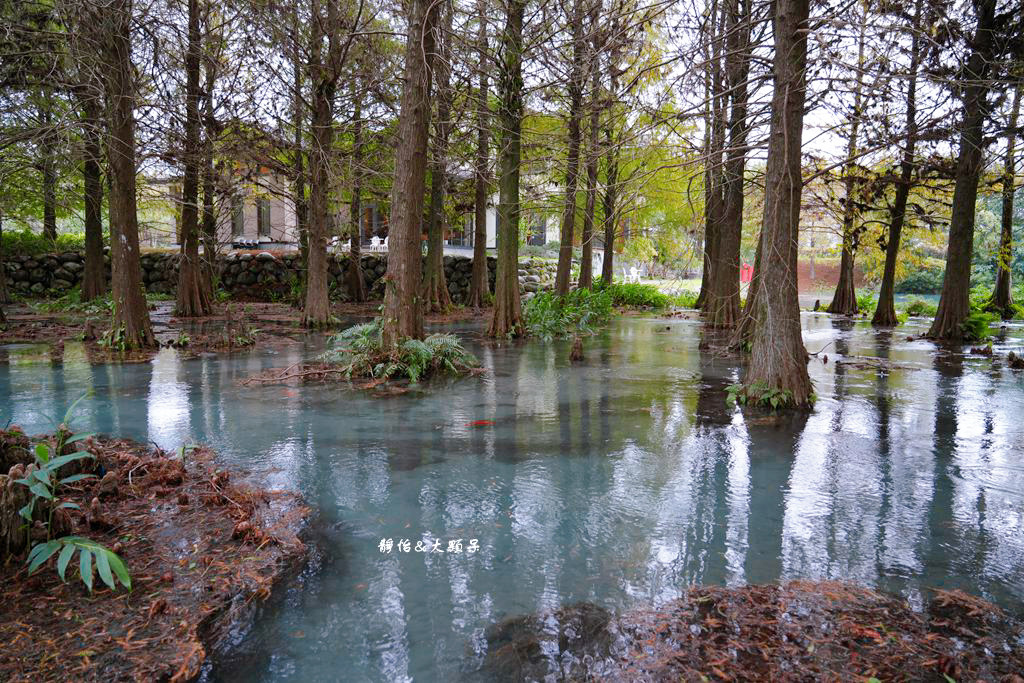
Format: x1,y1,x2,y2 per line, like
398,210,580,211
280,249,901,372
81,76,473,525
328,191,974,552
0,430,309,682
0,299,492,363
476,581,1024,682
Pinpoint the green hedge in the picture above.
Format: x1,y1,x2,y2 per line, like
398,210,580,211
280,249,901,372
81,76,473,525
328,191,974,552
1,228,89,256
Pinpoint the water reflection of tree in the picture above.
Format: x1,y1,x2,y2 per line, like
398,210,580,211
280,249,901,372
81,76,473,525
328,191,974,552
744,409,809,584
925,352,965,591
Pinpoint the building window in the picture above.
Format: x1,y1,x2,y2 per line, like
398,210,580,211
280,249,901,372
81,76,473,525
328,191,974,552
231,196,244,237
257,198,271,238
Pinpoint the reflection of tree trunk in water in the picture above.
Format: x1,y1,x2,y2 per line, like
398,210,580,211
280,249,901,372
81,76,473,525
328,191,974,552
695,342,734,429
88,364,115,436
871,329,897,584
924,354,963,586
598,346,612,447
743,410,808,583
694,345,739,581
556,353,573,456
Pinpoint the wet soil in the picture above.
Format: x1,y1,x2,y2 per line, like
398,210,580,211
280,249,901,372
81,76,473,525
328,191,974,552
0,430,309,682
478,581,1024,682
0,300,492,364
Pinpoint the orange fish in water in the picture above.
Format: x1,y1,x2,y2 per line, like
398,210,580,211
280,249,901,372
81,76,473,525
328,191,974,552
281,389,299,398
467,420,495,427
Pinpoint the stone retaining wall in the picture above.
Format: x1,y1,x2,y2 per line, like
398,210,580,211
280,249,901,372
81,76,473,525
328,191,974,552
2,250,560,303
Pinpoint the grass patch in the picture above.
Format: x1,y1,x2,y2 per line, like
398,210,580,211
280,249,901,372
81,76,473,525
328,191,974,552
524,289,613,340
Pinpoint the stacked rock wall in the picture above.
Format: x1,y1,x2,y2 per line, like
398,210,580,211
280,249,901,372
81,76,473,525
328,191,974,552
2,250,508,304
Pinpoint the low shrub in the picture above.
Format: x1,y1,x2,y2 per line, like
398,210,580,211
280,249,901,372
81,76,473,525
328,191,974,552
598,281,670,308
894,265,944,294
523,289,613,340
322,320,479,382
904,299,937,317
1,228,90,256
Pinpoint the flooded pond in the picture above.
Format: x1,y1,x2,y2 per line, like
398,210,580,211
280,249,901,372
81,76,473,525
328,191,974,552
2,314,1023,680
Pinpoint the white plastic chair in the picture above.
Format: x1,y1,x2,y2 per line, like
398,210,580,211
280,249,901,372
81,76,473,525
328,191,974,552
629,266,641,282
370,236,381,251
382,236,389,251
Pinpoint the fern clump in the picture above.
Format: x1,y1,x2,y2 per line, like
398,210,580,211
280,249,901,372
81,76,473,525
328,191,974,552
321,320,479,383
523,289,614,340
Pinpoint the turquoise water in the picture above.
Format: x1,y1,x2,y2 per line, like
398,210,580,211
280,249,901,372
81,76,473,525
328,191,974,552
3,314,1024,681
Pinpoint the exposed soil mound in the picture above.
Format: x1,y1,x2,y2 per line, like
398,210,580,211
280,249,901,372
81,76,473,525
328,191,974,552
0,431,308,682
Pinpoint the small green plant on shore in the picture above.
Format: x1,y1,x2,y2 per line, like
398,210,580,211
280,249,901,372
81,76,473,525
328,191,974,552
726,381,801,410
322,320,480,382
26,536,131,592
856,292,877,314
13,439,130,591
961,311,997,342
15,441,95,539
524,289,613,340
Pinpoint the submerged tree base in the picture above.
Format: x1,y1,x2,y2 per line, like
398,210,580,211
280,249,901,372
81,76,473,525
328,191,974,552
0,431,308,681
476,581,1024,682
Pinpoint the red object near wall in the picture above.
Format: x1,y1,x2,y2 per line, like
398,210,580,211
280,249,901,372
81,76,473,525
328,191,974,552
740,263,754,283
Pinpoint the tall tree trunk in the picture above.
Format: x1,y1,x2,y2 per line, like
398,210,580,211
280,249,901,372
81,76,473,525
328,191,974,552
81,97,106,302
579,81,599,291
303,77,335,326
200,37,218,299
697,0,726,310
176,0,212,317
41,95,58,243
927,0,997,341
990,83,1021,318
600,123,618,283
554,0,586,295
101,0,155,349
380,0,440,346
347,84,367,302
200,143,216,296
743,0,811,405
872,2,921,326
705,0,750,328
467,0,492,308
303,0,347,328
487,0,526,338
292,5,308,300
0,214,9,304
422,2,454,313
579,10,601,292
826,6,868,316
